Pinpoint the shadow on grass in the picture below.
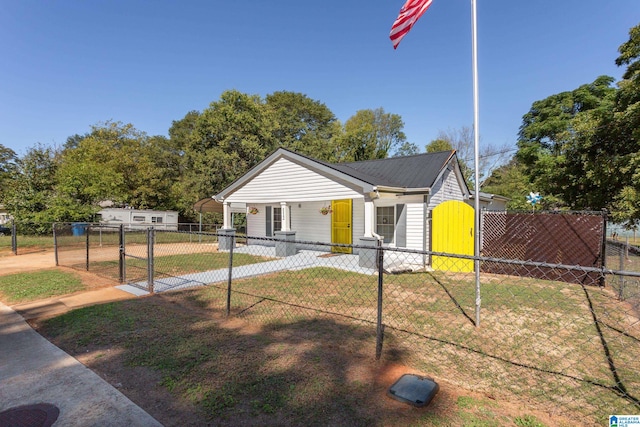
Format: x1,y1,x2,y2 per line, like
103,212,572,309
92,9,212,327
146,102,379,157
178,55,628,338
36,273,640,425
37,293,429,427
424,271,476,326
581,285,640,410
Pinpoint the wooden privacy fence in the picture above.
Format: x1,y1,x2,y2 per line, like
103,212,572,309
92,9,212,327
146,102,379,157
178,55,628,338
481,210,607,286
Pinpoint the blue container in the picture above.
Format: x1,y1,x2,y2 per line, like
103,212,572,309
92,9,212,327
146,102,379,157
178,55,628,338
71,223,88,236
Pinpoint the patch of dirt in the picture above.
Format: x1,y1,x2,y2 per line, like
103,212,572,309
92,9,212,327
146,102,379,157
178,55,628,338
0,251,57,275
60,266,121,290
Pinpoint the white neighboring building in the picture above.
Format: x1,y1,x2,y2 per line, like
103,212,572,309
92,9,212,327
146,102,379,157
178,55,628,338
97,208,179,230
0,204,11,225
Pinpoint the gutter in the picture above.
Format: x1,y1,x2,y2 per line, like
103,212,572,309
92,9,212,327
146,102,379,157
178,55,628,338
375,185,432,195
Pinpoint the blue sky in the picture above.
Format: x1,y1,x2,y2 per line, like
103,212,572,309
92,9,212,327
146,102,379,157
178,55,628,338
1,0,638,157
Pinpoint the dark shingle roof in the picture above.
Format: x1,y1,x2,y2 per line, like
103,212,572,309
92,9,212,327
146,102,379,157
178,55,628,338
325,150,456,188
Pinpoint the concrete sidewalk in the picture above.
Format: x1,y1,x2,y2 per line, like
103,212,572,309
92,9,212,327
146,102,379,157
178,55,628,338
11,287,137,321
0,301,163,426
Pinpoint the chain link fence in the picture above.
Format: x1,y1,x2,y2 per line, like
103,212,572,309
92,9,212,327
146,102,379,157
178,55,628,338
53,222,640,425
0,221,57,255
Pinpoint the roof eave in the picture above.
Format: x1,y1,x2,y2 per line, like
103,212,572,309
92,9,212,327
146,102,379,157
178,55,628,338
376,185,431,195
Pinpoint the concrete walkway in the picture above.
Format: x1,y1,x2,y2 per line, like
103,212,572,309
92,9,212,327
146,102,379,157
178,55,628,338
0,302,163,427
120,247,378,294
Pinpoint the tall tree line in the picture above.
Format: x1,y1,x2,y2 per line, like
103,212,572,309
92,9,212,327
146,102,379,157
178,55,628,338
0,91,410,225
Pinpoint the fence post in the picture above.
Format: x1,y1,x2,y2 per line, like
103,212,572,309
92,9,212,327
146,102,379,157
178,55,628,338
618,239,626,300
599,209,608,287
11,221,17,255
226,233,235,317
375,240,384,360
119,224,126,283
85,224,90,271
53,223,59,266
147,227,155,294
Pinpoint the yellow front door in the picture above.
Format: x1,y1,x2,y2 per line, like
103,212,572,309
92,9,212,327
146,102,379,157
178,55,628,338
432,200,474,272
331,199,352,254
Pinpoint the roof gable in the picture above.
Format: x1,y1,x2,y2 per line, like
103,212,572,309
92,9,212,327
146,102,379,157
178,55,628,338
215,148,464,200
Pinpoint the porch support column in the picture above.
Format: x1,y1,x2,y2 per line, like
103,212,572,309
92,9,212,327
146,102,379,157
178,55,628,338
364,197,374,238
360,195,379,269
280,202,289,231
275,202,296,257
219,201,236,251
223,201,231,229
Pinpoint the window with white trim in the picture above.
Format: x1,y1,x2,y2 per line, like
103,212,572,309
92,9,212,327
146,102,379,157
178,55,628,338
376,206,395,243
273,207,282,233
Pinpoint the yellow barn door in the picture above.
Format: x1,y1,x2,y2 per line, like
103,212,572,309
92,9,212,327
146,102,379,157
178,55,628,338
432,200,474,272
331,199,352,254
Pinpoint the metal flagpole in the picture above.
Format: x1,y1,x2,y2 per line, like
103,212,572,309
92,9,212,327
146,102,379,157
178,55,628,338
471,0,481,327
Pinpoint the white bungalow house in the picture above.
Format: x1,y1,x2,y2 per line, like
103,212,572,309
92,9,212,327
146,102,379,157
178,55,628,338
212,148,503,269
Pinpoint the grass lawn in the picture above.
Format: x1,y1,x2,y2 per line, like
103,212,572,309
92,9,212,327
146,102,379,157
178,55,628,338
35,266,640,426
38,293,553,426
87,251,274,281
0,270,85,304
0,234,53,255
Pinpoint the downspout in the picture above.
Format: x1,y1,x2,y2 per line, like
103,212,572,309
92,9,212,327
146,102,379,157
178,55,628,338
367,188,383,241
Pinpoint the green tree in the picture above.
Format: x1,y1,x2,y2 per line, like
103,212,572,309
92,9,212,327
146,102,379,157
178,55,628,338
516,76,617,209
511,22,640,224
168,111,202,219
3,144,65,228
394,141,420,157
608,23,640,225
266,91,340,161
62,133,90,151
0,144,17,202
168,110,200,153
56,121,183,214
337,108,406,161
182,90,277,200
425,139,453,153
482,158,541,210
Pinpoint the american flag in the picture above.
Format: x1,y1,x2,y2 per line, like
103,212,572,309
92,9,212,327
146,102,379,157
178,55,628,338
390,0,433,49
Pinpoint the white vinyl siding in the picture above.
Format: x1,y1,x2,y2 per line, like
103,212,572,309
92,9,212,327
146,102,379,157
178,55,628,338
226,158,362,203
248,200,360,247
246,204,267,238
351,198,364,249
428,168,465,210
290,201,332,243
291,199,361,248
373,195,425,250
377,195,425,265
406,203,425,251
